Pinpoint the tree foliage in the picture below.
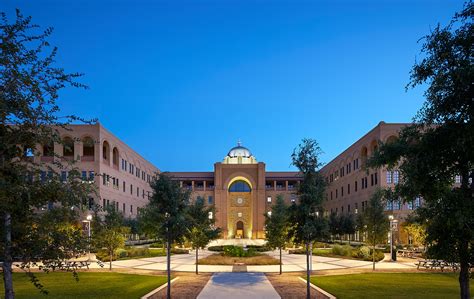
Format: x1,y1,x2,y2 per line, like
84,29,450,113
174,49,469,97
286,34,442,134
138,173,189,299
367,2,473,297
0,10,94,298
92,206,129,270
185,199,220,274
358,189,389,270
264,195,290,274
290,138,328,299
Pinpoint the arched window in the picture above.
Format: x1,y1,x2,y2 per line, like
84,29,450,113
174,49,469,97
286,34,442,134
360,146,368,166
103,141,110,161
63,137,74,157
229,180,251,192
112,147,119,167
83,137,95,158
43,141,54,157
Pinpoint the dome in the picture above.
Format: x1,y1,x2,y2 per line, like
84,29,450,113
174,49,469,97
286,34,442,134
227,141,252,158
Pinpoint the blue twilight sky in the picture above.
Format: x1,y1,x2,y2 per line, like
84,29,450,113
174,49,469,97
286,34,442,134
2,0,463,171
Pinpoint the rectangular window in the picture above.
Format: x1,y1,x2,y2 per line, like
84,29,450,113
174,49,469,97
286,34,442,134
267,196,272,203
393,171,399,184
341,186,344,197
386,171,392,184
374,173,378,185
130,184,133,195
40,171,46,183
386,200,393,211
408,201,413,210
103,198,106,208
61,171,67,182
82,171,87,181
347,184,350,194
123,181,126,192
136,187,139,197
330,191,333,200
130,205,133,214
336,189,338,198
355,181,358,192
455,175,461,184
208,196,213,204
142,189,145,198
361,178,364,189
348,204,351,213
415,197,421,208
370,174,374,186
123,203,126,213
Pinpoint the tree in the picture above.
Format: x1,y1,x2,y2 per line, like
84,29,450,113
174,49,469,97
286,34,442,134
92,206,129,270
186,198,220,274
359,189,389,271
0,10,94,299
139,173,189,299
328,212,341,242
290,138,328,299
264,194,290,275
402,214,427,248
368,3,473,298
341,213,356,245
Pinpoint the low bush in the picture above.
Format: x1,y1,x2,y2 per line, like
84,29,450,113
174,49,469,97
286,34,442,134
171,248,189,254
208,246,224,252
332,245,353,256
222,245,258,257
149,242,164,248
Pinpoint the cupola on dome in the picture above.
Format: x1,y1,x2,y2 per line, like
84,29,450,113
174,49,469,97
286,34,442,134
227,141,252,158
223,141,257,164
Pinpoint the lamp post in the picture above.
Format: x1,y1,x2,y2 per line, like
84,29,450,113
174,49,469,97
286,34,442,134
388,215,398,261
82,214,92,259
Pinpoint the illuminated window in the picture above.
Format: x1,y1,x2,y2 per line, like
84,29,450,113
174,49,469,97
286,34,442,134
386,171,392,184
229,180,251,192
267,196,272,203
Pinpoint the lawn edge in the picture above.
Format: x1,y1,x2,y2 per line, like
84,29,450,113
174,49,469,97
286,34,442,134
140,277,179,299
298,277,337,299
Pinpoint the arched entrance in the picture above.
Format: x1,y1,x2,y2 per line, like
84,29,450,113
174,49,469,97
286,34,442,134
235,221,244,239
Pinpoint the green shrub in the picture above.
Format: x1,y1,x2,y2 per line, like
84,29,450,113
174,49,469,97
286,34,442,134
115,248,128,258
127,247,149,257
222,245,258,257
208,246,224,252
150,242,164,248
332,245,352,256
96,249,115,261
171,248,189,254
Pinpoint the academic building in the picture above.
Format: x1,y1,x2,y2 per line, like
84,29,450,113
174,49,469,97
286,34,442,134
35,123,158,217
36,121,418,243
320,121,419,244
170,122,417,243
169,142,302,239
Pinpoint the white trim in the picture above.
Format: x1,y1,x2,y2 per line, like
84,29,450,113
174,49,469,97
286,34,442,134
298,277,337,299
141,277,179,299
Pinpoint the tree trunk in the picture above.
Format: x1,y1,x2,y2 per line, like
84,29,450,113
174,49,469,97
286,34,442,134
306,242,310,299
167,239,171,299
3,212,14,299
459,239,471,299
109,252,112,270
279,247,282,275
372,243,376,271
195,248,199,275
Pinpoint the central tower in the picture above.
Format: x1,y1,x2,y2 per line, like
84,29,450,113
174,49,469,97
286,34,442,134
213,142,266,239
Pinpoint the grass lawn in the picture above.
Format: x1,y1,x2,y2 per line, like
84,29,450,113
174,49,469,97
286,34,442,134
311,273,473,299
0,272,167,299
198,253,279,265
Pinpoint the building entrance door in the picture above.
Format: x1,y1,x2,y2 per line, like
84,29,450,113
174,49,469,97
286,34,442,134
235,221,244,239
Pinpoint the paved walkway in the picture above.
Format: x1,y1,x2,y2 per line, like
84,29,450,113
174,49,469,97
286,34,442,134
104,250,418,273
197,272,280,299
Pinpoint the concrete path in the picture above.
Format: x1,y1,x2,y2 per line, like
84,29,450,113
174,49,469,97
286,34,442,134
197,272,280,299
103,250,418,273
